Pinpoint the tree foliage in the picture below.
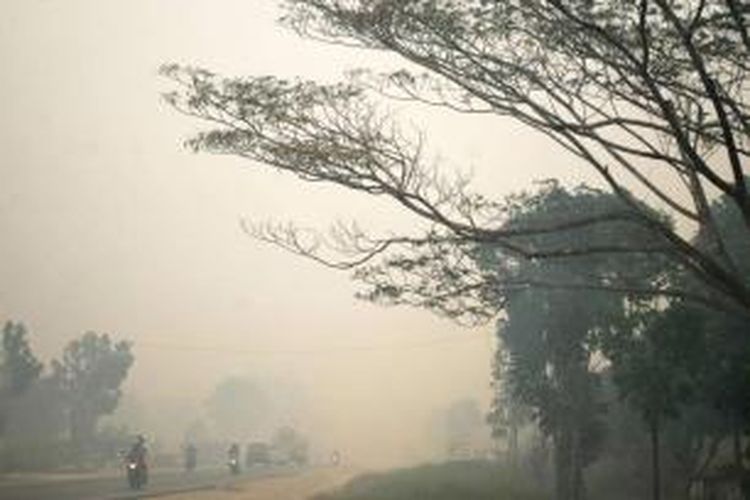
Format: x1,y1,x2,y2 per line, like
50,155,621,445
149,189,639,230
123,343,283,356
0,322,42,399
205,376,270,439
271,425,309,465
51,332,134,445
437,398,485,457
603,189,750,498
0,322,43,436
484,185,662,500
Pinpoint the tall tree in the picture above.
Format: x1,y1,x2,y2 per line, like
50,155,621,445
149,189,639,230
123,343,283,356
482,184,665,500
163,0,750,317
488,346,532,469
607,186,750,499
609,305,706,500
1,322,43,397
51,332,134,447
0,322,43,434
692,191,750,497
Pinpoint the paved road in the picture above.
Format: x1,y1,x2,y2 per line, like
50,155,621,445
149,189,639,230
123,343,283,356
0,466,267,500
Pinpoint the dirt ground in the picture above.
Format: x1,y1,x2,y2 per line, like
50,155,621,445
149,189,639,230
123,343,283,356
164,467,358,500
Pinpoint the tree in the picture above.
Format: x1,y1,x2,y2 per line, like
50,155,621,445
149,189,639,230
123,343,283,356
499,277,610,500
205,376,270,439
437,398,485,458
5,377,67,443
609,305,706,500
271,425,309,465
0,322,43,435
162,0,750,318
690,190,750,497
0,322,43,398
480,184,666,500
488,346,532,468
51,332,134,448
607,186,750,500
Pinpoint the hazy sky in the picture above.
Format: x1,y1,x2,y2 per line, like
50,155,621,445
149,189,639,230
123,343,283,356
0,0,597,465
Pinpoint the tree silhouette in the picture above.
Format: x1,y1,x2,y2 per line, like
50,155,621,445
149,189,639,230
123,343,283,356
52,332,134,447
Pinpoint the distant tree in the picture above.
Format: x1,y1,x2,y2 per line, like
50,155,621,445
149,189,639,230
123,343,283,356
5,377,67,442
0,322,43,398
205,377,270,439
0,322,43,435
271,425,309,465
51,332,134,447
438,398,484,457
163,0,750,318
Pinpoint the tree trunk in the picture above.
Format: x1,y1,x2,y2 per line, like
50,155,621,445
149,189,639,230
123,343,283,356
555,424,586,500
650,417,661,500
572,426,586,500
732,423,750,500
555,428,573,500
509,421,519,470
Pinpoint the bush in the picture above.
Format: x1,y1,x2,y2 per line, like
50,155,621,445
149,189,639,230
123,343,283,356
0,439,78,472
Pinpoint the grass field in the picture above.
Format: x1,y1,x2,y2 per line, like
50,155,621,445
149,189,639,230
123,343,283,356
313,460,547,500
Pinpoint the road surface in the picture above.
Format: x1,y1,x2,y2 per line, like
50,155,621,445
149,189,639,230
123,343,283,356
0,466,274,500
163,467,357,500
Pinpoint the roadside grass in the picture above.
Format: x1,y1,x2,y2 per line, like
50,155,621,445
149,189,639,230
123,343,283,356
313,460,547,500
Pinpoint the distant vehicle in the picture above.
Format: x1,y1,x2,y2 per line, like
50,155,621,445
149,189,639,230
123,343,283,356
245,442,271,467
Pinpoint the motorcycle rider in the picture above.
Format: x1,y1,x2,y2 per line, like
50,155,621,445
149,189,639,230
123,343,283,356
184,442,197,472
126,435,148,487
227,442,240,474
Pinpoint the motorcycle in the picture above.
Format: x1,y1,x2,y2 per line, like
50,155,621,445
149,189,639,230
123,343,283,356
126,459,148,490
184,446,197,473
228,457,240,475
